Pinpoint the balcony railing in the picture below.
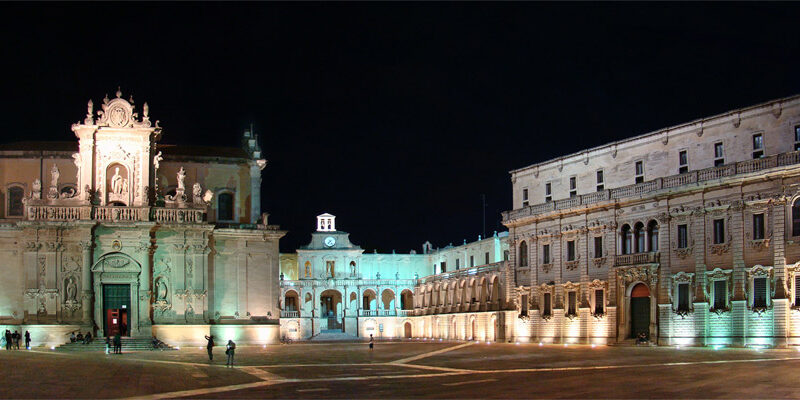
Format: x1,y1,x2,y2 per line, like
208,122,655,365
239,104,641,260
23,204,208,224
504,150,800,222
614,252,660,266
418,261,505,284
281,310,299,318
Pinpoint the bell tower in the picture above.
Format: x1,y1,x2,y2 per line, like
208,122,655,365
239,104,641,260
71,88,162,207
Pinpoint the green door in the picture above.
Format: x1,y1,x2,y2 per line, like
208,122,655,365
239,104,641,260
630,297,650,338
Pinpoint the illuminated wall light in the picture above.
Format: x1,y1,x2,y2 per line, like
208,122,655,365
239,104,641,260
591,344,596,348
538,342,543,346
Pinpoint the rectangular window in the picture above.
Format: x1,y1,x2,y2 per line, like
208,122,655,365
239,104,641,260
567,240,575,261
713,219,725,244
543,292,552,316
753,213,765,240
678,283,690,312
594,236,603,258
753,277,767,308
522,188,529,207
677,224,688,249
594,289,604,314
545,182,552,203
753,133,764,158
795,126,800,151
469,255,474,268
504,250,509,261
569,176,577,197
714,142,725,166
484,252,490,265
795,275,800,305
567,291,577,315
542,244,550,264
678,150,689,174
713,280,727,310
635,160,644,184
455,259,460,270
596,170,604,191
440,261,446,273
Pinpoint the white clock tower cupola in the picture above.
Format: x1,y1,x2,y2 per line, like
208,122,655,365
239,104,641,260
317,213,336,232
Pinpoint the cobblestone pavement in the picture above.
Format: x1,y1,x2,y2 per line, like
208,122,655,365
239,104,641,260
1,341,800,398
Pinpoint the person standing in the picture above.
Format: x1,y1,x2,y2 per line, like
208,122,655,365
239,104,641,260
24,331,30,350
225,340,236,367
369,334,374,351
13,331,20,350
204,335,215,361
114,332,122,354
105,336,110,355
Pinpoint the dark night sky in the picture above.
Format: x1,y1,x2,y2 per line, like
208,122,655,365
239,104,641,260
1,3,799,252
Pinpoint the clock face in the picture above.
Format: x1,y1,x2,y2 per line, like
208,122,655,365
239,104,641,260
324,236,336,247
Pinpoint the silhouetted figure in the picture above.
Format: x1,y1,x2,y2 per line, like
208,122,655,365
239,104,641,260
226,340,236,367
24,331,30,349
204,335,215,361
369,334,374,351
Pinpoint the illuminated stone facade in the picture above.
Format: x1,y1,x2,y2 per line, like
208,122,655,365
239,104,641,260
279,214,510,340
503,94,800,346
0,90,284,346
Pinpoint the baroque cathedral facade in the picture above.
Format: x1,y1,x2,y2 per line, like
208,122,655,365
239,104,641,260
0,90,283,346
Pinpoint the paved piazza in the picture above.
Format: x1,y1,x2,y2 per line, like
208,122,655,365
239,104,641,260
1,342,800,398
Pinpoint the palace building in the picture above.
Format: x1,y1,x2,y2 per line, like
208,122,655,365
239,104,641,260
502,94,800,347
0,90,284,346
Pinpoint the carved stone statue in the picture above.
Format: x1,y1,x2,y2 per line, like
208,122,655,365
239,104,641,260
50,164,60,188
156,279,168,301
177,167,186,190
193,182,202,198
66,277,77,302
111,167,126,194
32,179,41,199
153,151,163,171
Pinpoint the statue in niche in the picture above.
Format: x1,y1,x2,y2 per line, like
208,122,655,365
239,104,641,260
65,277,77,302
50,164,60,187
111,167,125,194
156,278,168,301
177,167,186,190
32,178,42,198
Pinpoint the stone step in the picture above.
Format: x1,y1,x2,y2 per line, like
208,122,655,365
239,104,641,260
55,338,176,352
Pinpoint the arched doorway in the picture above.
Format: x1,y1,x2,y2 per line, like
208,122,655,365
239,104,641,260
630,283,650,339
404,322,412,338
320,289,343,331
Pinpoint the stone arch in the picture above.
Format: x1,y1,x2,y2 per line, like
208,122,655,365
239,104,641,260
283,289,300,312
215,189,236,222
105,162,132,206
380,288,395,310
400,289,414,310
467,315,476,340
490,275,501,308
362,289,377,310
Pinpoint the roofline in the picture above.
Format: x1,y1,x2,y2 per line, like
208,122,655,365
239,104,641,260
509,93,800,176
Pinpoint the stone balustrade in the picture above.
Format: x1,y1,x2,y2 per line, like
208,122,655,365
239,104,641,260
614,251,660,266
280,310,299,318
504,150,800,222
418,261,505,284
23,204,208,224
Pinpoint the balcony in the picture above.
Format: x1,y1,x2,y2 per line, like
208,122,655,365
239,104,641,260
281,310,299,318
614,252,660,266
503,150,800,222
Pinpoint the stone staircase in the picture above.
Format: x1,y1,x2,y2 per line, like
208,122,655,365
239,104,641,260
55,337,176,352
309,330,358,341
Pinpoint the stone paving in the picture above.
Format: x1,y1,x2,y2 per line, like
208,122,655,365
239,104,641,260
1,341,800,398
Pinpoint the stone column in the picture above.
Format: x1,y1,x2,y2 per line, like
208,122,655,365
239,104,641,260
80,241,93,325
249,164,261,224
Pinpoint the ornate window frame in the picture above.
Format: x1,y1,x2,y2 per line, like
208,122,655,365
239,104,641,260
563,281,580,319
537,283,554,320
588,279,607,319
746,265,774,314
744,201,772,251
562,228,581,271
671,271,694,317
707,210,732,254
789,263,800,310
705,268,733,314
670,206,695,259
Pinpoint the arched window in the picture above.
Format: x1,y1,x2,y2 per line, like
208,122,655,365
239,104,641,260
218,192,234,221
648,220,659,252
518,241,528,267
793,199,800,236
621,224,632,255
634,222,645,253
6,186,24,217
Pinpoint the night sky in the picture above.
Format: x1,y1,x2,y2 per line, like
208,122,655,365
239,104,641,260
1,4,799,253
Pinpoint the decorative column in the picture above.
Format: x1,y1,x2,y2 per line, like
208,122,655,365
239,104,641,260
80,241,93,325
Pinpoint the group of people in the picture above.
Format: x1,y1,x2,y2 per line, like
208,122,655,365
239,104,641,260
3,330,30,350
69,331,93,344
204,335,237,366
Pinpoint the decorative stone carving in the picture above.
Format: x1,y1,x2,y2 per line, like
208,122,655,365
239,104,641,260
710,243,731,255
541,263,552,274
671,271,694,317
592,257,606,268
617,264,659,288
565,260,580,271
32,179,41,199
674,246,693,259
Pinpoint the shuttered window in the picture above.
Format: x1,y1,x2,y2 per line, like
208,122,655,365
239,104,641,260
568,291,577,315
678,283,689,312
543,293,551,316
594,289,604,314
753,277,767,308
713,280,727,310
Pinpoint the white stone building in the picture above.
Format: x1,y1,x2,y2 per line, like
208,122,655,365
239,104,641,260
0,90,284,346
503,94,800,346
